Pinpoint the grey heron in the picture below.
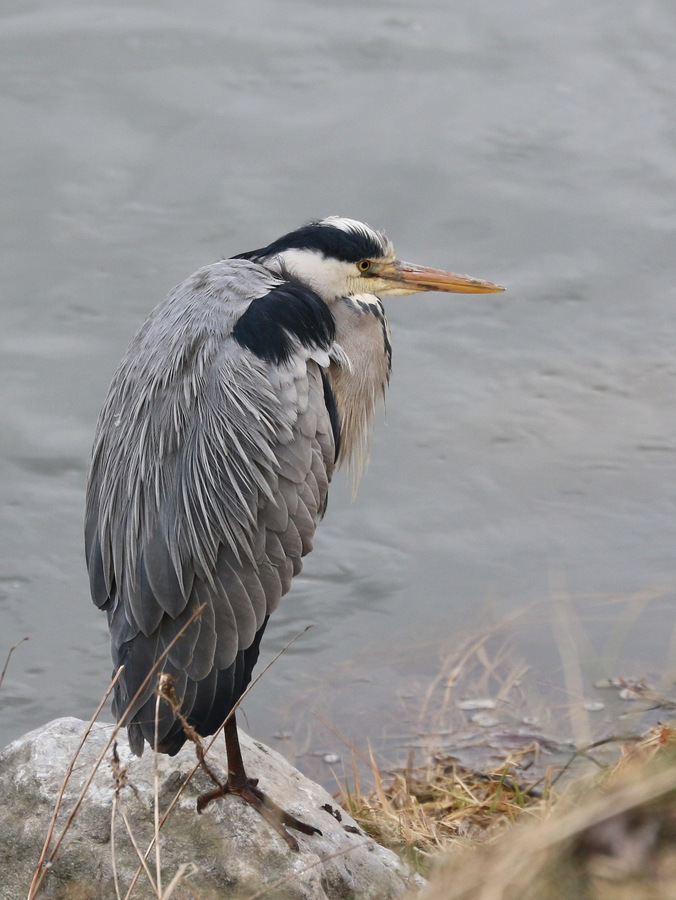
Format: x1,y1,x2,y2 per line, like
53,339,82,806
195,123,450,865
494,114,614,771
85,216,504,847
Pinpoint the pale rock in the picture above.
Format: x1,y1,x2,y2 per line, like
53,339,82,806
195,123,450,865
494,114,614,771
0,717,422,899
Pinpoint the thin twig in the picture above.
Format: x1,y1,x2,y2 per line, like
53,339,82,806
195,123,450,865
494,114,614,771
161,862,198,899
550,574,592,747
118,798,158,892
548,734,643,788
0,636,28,692
28,605,207,900
27,666,124,900
124,625,315,899
110,741,127,900
111,795,122,900
154,692,162,899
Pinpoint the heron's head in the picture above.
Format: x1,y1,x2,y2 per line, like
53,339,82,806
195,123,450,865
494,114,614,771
236,216,504,303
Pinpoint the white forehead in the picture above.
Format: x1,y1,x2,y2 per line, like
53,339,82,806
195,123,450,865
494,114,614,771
319,216,368,233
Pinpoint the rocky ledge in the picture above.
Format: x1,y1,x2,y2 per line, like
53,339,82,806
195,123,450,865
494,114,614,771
0,717,421,899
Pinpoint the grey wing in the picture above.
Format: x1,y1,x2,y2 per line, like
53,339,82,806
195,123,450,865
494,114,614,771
85,333,336,755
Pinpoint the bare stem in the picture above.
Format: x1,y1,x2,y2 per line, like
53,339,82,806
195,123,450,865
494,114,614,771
111,794,122,900
28,605,207,900
0,636,28,692
27,666,124,900
124,625,315,898
154,692,162,899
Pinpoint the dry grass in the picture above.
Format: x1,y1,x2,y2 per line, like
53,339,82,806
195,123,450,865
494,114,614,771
330,615,565,874
333,594,676,887
335,725,676,899
417,725,676,900
337,741,552,875
5,586,676,898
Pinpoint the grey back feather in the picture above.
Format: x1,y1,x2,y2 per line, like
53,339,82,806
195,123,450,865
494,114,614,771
85,260,337,747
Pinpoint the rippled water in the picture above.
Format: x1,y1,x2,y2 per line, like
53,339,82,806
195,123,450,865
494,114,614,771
2,0,676,783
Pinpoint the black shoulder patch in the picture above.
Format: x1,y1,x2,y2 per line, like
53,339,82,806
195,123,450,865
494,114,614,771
321,370,341,462
232,281,336,366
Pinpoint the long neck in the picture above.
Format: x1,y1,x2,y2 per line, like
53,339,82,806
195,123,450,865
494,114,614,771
326,295,392,481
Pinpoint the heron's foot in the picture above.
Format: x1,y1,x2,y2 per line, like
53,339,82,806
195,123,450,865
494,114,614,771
196,776,322,851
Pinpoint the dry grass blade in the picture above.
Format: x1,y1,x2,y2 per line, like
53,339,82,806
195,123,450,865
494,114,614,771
109,740,160,897
153,691,163,899
123,624,315,899
117,796,159,893
420,632,490,722
161,862,198,899
28,604,207,900
111,795,122,900
27,665,124,900
550,573,592,747
110,744,127,900
0,636,28,692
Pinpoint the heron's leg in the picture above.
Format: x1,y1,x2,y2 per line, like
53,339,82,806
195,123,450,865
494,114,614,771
196,712,321,851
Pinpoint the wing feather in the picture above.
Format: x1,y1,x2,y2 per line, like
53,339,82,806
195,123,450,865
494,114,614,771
294,493,316,556
274,434,314,485
259,494,289,533
277,473,300,518
85,261,337,754
214,555,259,650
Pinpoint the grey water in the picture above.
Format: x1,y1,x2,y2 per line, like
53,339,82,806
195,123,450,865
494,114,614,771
2,0,676,783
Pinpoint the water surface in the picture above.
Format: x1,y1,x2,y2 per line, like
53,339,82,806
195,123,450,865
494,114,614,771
2,0,676,784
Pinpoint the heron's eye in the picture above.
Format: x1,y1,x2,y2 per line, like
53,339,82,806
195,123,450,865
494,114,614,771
358,260,372,273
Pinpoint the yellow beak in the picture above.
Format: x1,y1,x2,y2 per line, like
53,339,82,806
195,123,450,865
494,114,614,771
371,259,505,294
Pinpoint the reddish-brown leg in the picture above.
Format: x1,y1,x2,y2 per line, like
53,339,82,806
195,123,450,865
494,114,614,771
196,712,322,851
